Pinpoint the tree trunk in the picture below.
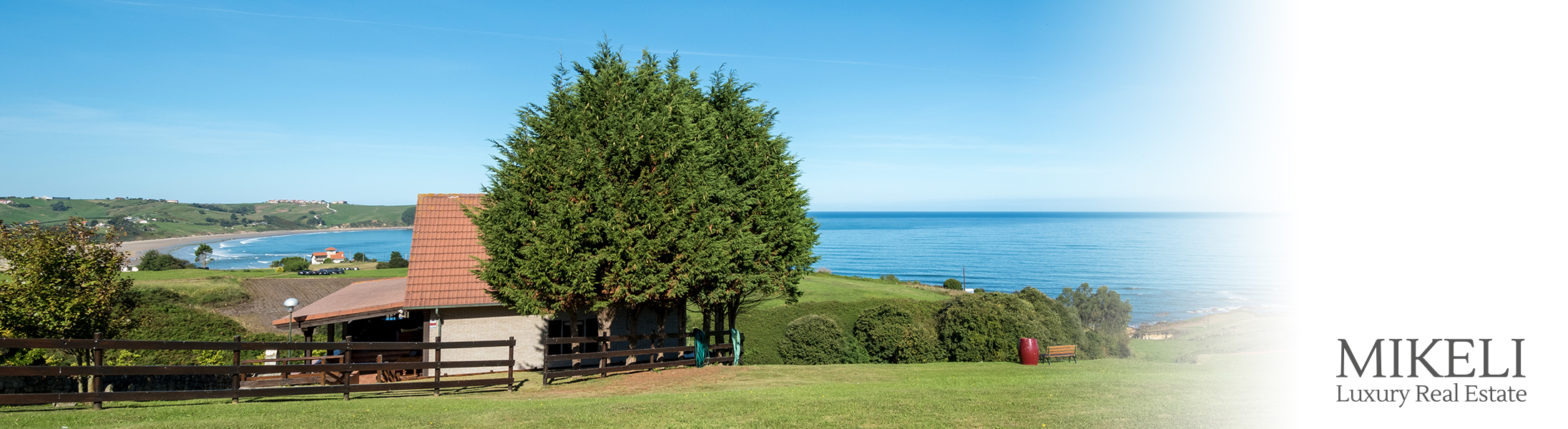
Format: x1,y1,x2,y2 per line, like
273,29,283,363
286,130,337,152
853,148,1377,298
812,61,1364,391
596,306,615,370
624,304,641,365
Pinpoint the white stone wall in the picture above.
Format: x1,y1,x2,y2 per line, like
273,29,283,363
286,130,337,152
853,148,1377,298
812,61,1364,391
424,306,547,374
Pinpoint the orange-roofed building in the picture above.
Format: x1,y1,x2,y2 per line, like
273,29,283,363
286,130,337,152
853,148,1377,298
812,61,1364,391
271,193,681,374
309,248,347,264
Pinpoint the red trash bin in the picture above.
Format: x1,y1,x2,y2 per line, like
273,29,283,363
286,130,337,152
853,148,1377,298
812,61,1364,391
1019,338,1039,365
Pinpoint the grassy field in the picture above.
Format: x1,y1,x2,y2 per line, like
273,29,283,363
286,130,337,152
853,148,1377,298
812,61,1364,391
0,331,1280,427
0,198,412,240
124,268,408,333
4,263,1285,426
776,273,959,308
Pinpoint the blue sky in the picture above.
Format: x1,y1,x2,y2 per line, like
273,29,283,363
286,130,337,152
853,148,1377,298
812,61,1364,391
0,1,1279,211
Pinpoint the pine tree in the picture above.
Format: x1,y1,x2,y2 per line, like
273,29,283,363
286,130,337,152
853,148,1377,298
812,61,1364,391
474,42,818,339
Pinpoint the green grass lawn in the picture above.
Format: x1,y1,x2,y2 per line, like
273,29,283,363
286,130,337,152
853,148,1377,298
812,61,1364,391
0,343,1277,428
778,273,958,308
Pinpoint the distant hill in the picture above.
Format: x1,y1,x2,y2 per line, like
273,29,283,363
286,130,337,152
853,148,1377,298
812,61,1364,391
0,197,414,240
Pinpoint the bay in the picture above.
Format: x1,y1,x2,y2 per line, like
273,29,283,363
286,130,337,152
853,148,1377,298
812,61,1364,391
173,213,1283,323
169,229,413,271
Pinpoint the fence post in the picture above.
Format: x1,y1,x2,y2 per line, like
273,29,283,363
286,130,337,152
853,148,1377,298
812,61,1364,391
342,336,353,401
433,336,442,396
91,332,103,410
507,336,516,392
231,335,242,404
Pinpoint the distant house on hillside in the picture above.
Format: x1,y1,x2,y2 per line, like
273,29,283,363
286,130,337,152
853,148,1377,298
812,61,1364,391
273,193,680,374
0,199,11,205
311,247,347,264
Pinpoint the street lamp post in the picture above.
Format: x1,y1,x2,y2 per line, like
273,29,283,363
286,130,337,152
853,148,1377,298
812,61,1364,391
283,297,298,358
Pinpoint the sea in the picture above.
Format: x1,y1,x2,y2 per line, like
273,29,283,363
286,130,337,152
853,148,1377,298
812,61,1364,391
170,212,1284,324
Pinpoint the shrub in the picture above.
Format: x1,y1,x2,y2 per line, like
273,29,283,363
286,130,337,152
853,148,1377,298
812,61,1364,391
1015,287,1073,347
935,293,1048,362
1057,283,1133,358
271,256,311,272
737,299,942,365
121,289,284,365
942,278,963,290
878,274,899,284
780,314,862,365
854,304,942,363
137,250,193,271
376,251,408,269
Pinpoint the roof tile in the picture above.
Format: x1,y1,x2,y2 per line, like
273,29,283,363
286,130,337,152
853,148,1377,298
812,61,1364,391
403,193,496,308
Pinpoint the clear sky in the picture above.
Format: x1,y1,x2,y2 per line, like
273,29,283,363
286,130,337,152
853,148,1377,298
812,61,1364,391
0,1,1280,211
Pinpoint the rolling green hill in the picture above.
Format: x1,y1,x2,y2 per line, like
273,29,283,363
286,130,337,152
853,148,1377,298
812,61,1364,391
0,197,414,240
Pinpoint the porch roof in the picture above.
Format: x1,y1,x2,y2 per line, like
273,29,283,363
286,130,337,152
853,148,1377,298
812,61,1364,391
272,277,407,329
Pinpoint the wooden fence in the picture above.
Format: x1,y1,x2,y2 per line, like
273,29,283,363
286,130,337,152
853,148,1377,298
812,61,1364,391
542,330,735,384
0,334,516,409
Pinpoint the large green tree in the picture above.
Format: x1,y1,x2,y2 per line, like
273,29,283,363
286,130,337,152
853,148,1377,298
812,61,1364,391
472,44,707,338
472,43,817,340
0,219,135,357
685,72,818,332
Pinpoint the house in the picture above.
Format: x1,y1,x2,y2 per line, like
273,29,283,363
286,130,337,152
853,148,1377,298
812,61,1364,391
273,193,682,375
0,199,11,205
310,247,347,264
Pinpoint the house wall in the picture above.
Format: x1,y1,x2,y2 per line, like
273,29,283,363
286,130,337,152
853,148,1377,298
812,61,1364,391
424,306,547,374
422,304,687,375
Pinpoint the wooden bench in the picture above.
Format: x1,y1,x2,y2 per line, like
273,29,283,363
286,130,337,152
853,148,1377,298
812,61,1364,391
1043,345,1077,364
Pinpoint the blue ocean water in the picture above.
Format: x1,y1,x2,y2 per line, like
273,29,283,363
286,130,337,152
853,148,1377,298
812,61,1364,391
169,229,413,271
173,213,1283,323
810,212,1284,324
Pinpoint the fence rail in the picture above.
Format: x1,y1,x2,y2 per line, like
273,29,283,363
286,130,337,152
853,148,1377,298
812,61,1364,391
0,334,516,408
540,330,736,384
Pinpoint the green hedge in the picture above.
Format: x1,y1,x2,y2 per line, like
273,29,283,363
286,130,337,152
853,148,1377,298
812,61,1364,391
780,315,862,365
936,293,1050,362
739,299,944,365
854,303,943,363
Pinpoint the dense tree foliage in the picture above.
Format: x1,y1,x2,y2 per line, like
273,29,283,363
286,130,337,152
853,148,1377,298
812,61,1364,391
375,251,407,269
853,303,942,363
193,243,213,269
137,250,194,271
0,219,134,363
1015,287,1075,347
1058,283,1133,358
943,278,963,290
780,314,862,365
471,42,816,336
271,256,312,272
685,71,819,332
935,293,1050,362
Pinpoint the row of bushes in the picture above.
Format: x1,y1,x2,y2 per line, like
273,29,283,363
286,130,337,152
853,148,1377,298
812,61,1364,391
768,286,1132,365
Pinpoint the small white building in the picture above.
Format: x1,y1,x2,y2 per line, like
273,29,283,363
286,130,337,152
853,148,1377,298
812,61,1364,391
310,247,347,264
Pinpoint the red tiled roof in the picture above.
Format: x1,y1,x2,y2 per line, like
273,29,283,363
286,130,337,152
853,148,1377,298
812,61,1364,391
272,277,407,328
325,247,337,251
330,252,345,259
403,193,496,308
312,252,328,256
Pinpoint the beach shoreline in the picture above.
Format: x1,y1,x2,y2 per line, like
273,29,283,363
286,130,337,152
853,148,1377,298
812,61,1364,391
118,226,412,263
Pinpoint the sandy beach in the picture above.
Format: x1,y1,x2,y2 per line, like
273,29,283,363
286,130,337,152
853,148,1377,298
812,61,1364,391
118,227,411,263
